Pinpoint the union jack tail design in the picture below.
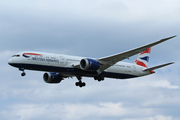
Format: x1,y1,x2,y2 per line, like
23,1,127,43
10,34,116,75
134,48,151,68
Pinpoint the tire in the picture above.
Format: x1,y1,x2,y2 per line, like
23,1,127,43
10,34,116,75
21,72,26,76
82,82,86,86
75,82,79,86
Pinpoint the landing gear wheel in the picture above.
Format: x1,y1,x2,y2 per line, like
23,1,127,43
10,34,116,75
75,82,79,86
21,72,26,76
98,79,101,82
75,81,86,88
79,84,83,88
19,68,26,77
78,82,86,87
82,82,86,86
95,76,104,82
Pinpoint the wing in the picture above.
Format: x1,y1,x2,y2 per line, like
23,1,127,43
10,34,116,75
97,35,176,74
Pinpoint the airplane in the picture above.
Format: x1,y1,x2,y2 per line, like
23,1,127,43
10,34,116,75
8,36,176,87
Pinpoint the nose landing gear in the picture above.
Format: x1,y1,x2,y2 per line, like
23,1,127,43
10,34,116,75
21,72,26,76
19,68,26,77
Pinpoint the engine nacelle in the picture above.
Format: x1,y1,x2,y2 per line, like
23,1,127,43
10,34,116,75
43,72,63,83
80,58,100,71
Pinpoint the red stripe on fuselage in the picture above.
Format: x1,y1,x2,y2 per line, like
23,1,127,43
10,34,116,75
23,53,42,56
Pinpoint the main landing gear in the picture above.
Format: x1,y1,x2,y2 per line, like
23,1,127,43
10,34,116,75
75,76,86,88
19,68,26,76
75,76,105,88
94,76,104,82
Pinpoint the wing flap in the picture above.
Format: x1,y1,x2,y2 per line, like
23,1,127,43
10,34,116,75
71,63,80,68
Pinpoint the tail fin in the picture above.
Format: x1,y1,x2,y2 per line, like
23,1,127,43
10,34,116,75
134,48,151,68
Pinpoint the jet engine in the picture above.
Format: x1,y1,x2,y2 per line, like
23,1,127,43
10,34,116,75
80,58,100,71
43,72,63,83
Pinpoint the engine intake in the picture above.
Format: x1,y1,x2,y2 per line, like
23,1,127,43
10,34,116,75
43,72,63,83
80,58,100,71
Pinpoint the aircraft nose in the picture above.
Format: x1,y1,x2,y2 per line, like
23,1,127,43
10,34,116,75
8,58,13,65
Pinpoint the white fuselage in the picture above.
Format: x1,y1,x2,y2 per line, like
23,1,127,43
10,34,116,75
8,51,151,79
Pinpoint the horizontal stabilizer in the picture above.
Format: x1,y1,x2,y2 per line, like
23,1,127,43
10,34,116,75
143,62,174,72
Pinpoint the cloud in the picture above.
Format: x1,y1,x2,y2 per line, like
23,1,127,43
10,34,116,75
0,0,179,56
2,0,179,23
122,115,173,120
1,75,180,120
128,76,180,89
0,102,155,120
1,0,180,120
2,101,178,120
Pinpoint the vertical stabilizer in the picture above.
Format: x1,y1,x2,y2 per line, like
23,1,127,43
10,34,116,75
134,48,151,68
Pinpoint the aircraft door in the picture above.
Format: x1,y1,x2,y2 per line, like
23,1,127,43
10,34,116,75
59,56,67,66
132,65,136,73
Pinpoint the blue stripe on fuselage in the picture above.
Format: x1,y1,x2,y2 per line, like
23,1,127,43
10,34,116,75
9,63,138,79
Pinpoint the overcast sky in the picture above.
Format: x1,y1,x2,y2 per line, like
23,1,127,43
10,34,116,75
0,0,180,120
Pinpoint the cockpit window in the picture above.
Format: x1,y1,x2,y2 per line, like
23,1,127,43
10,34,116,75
12,54,20,57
